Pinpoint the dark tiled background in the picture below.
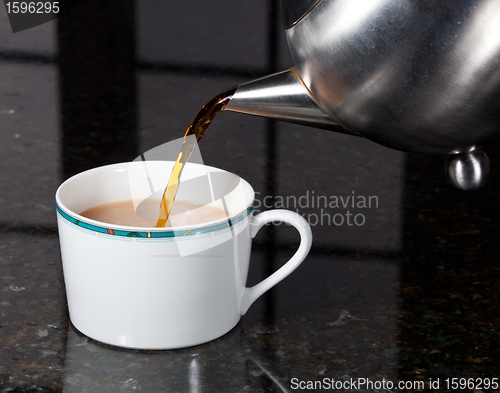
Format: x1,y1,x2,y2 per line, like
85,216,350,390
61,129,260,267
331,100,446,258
1,1,499,392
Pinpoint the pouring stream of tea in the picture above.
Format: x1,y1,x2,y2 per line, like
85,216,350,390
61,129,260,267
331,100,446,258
156,87,236,227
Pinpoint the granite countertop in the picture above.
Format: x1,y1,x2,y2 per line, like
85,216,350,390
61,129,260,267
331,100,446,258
1,1,500,392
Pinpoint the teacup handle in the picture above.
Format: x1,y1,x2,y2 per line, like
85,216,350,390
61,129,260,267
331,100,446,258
240,209,312,315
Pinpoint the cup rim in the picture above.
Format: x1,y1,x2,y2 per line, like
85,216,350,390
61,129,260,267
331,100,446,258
55,162,255,235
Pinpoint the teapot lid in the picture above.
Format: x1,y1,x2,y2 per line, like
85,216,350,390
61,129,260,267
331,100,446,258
281,0,321,28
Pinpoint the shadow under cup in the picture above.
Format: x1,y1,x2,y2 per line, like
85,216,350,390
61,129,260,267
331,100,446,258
56,161,312,350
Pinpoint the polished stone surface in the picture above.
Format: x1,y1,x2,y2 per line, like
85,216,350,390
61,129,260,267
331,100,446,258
1,1,499,392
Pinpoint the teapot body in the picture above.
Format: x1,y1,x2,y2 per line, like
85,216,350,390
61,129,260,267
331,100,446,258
285,0,500,154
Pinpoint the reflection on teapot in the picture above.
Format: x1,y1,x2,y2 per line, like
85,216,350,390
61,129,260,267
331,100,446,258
225,0,500,190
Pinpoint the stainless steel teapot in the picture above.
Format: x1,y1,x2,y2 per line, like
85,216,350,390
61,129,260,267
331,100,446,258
225,0,500,190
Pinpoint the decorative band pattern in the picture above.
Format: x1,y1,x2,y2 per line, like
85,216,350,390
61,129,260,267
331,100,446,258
56,204,254,238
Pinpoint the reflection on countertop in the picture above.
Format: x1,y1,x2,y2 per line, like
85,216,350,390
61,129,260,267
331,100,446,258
1,0,500,392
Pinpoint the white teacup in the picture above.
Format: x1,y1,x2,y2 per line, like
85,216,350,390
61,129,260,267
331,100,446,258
56,161,312,350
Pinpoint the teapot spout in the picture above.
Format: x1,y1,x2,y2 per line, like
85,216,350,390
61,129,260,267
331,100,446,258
225,68,350,133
